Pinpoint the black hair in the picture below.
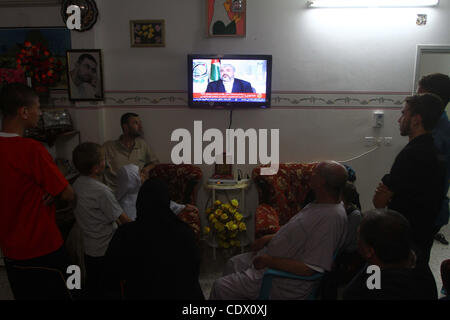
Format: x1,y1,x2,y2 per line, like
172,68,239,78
359,209,412,264
0,83,38,118
77,53,97,65
418,73,450,108
120,112,139,127
342,182,360,207
404,93,444,131
72,142,103,175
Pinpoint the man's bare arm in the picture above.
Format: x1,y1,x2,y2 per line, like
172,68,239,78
250,234,275,252
59,184,75,204
253,254,316,277
46,184,76,208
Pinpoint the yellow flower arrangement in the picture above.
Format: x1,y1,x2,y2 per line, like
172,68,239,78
203,199,246,249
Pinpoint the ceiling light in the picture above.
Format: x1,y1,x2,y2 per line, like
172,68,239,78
307,0,439,8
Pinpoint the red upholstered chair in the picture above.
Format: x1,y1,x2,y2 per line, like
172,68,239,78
252,163,318,239
147,164,203,240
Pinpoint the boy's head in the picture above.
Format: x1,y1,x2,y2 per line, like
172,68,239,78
72,142,105,176
0,83,41,128
358,209,412,266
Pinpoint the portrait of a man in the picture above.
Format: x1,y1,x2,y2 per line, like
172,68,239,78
205,63,254,93
66,49,104,101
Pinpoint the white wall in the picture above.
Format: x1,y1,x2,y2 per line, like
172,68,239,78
1,0,449,240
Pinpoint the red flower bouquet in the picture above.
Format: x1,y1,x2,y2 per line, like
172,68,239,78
0,68,25,85
16,41,63,87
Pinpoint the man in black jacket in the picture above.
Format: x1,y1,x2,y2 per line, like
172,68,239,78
373,93,446,268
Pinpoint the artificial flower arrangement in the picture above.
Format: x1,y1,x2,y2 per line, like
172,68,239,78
136,24,155,41
15,41,63,87
0,68,25,85
203,199,247,249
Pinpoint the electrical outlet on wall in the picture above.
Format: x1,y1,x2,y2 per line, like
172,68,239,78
384,137,393,146
373,111,384,128
365,137,376,147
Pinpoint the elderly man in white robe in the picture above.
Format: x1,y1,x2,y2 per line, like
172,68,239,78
209,161,349,300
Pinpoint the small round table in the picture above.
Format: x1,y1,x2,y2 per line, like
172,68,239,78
205,180,251,260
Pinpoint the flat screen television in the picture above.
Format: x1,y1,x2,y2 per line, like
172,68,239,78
188,54,272,109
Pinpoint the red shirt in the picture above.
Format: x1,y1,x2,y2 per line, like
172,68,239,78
0,134,68,260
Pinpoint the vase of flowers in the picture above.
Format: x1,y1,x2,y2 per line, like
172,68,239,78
15,41,63,106
203,199,247,251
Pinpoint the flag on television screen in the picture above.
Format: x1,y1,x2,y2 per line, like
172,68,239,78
210,59,220,81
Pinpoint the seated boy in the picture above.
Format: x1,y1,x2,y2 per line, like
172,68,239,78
72,142,132,298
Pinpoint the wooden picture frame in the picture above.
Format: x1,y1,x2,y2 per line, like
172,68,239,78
66,49,104,101
130,20,165,47
207,0,246,37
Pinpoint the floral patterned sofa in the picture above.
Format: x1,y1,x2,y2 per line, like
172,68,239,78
148,164,203,240
252,163,318,239
252,163,358,239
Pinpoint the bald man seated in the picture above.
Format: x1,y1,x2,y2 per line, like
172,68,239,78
209,161,349,300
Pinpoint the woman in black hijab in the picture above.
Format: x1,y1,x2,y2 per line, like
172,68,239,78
102,178,204,300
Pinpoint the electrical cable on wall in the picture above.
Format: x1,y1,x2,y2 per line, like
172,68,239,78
338,145,380,164
228,109,233,129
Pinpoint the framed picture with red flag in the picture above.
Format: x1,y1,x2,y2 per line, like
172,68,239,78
207,0,246,37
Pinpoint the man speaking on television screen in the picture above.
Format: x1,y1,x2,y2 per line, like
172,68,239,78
205,63,254,93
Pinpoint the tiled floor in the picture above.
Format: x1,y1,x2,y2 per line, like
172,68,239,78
1,224,449,300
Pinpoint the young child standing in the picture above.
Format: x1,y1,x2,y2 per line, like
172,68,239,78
72,142,131,298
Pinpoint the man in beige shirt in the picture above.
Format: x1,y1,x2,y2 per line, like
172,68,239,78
103,112,200,239
103,113,159,191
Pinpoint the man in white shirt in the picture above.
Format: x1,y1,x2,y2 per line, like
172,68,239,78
210,161,349,300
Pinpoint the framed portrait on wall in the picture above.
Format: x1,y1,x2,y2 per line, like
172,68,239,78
66,49,104,101
207,0,246,37
130,20,165,47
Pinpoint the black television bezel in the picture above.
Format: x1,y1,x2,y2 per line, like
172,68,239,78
187,54,272,109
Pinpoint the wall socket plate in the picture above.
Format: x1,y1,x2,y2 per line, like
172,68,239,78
365,136,376,146
384,137,393,146
373,111,384,128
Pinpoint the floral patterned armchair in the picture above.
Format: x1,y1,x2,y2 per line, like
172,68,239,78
148,164,203,240
252,163,318,239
